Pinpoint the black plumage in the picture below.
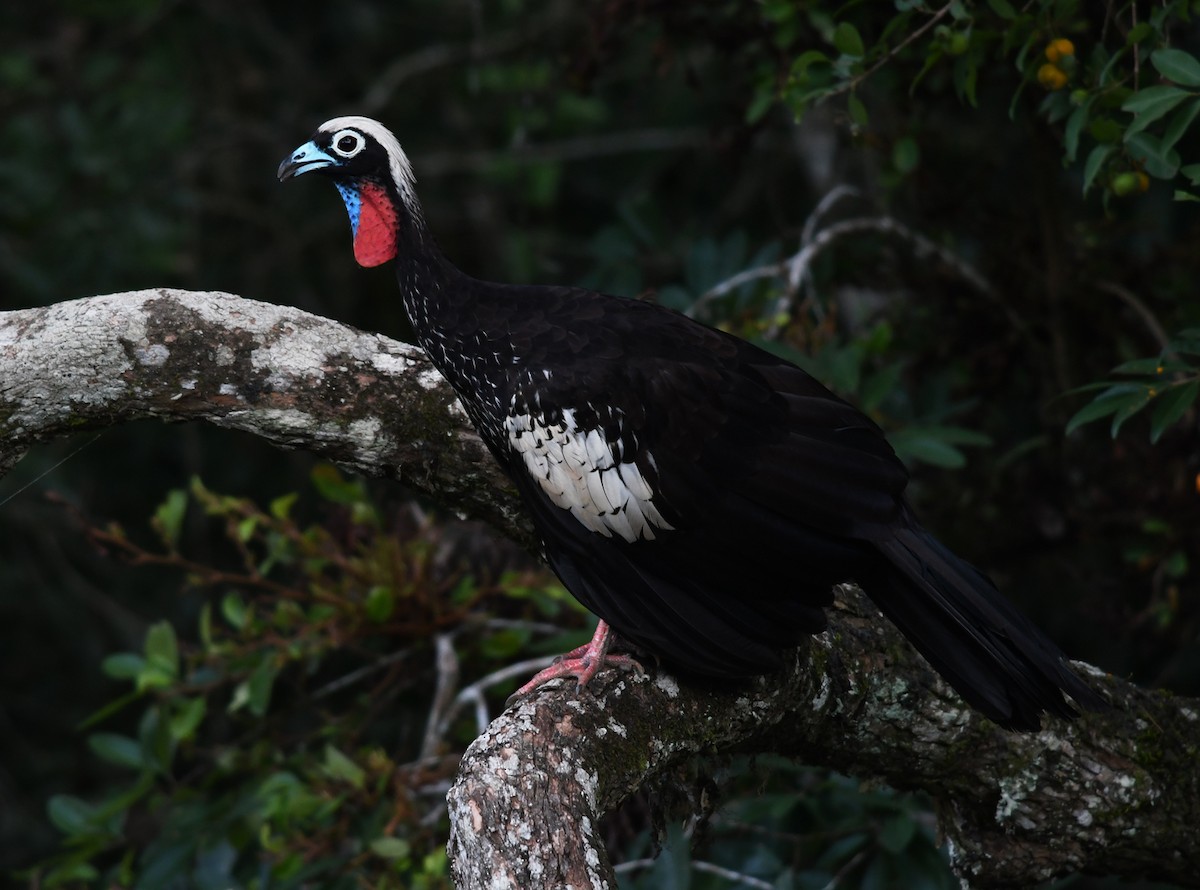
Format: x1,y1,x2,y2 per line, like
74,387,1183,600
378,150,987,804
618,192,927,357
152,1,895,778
279,116,1104,730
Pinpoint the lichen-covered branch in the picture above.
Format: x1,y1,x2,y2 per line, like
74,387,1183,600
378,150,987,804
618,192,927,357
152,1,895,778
4,290,1196,888
0,289,520,531
449,587,1200,889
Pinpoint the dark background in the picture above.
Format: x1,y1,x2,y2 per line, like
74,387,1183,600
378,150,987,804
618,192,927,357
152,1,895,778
1,1,1197,884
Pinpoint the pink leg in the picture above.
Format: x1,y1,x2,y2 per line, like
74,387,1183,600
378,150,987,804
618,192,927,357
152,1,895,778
513,620,644,697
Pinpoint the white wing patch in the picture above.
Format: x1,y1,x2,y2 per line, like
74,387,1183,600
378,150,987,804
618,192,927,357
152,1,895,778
505,408,673,543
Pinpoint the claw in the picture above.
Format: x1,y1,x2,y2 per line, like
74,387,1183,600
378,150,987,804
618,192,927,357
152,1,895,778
509,620,644,702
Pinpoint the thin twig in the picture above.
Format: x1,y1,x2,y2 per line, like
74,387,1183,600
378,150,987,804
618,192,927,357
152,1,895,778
691,190,998,336
420,633,462,760
692,861,776,888
767,216,999,338
613,858,775,889
819,849,870,890
483,617,571,637
822,2,956,102
313,649,412,700
438,654,561,739
801,184,862,245
687,186,861,319
687,263,788,316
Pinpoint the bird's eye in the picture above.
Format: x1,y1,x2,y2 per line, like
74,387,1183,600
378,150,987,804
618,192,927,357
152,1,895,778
330,129,366,158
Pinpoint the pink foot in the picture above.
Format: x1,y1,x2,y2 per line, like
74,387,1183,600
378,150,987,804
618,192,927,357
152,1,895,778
512,620,644,697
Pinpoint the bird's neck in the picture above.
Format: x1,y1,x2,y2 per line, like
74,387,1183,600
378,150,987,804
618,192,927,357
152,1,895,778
390,216,518,388
394,231,459,337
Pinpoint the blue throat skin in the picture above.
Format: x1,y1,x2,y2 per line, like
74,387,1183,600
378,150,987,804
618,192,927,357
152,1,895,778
335,182,362,236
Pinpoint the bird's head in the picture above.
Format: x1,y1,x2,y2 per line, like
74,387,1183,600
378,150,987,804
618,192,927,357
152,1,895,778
278,116,420,268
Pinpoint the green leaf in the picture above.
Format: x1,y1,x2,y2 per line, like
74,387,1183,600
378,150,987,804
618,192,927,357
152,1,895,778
892,136,920,173
310,464,366,505
1065,385,1143,435
370,837,412,860
887,430,966,469
138,706,175,774
44,862,100,885
791,49,831,80
230,655,278,716
1122,85,1190,138
151,488,188,550
911,46,944,97
169,696,207,741
1122,86,1191,115
745,90,775,124
198,602,214,650
860,363,905,413
364,584,395,623
323,744,366,789
269,491,299,520
450,574,478,605
244,656,279,717
1152,48,1200,87
47,795,97,836
1163,549,1189,579
88,732,146,770
1126,22,1153,46
221,590,248,630
1083,144,1114,194
141,621,179,688
1111,357,1169,374
848,94,869,127
1126,132,1180,179
1150,380,1200,442
953,52,979,107
1111,387,1154,436
986,0,1015,19
1161,97,1200,154
833,22,865,58
1181,163,1200,184
1064,103,1089,162
877,815,917,853
102,652,146,680
236,515,258,542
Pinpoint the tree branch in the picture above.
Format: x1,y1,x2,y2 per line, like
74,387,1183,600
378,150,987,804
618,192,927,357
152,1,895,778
0,288,523,535
449,588,1199,889
3,290,1196,887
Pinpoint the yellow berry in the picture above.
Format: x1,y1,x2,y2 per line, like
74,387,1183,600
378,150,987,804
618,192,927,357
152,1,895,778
1037,63,1068,90
1045,38,1076,63
1136,171,1150,192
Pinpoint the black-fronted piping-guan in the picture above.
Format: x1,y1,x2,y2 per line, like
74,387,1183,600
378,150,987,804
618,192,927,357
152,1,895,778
278,116,1104,730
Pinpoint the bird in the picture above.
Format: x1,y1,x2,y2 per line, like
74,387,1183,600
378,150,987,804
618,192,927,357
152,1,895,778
278,116,1104,730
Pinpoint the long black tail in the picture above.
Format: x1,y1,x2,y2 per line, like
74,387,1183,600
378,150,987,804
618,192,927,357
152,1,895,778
871,521,1105,730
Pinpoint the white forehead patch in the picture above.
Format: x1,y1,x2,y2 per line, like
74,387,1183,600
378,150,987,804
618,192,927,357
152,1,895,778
505,408,673,543
318,115,417,201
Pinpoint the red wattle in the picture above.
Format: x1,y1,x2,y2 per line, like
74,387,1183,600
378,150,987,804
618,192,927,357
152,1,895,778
353,182,400,268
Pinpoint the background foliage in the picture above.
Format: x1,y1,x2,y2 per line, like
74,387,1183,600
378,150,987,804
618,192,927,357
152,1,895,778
1,1,1198,887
